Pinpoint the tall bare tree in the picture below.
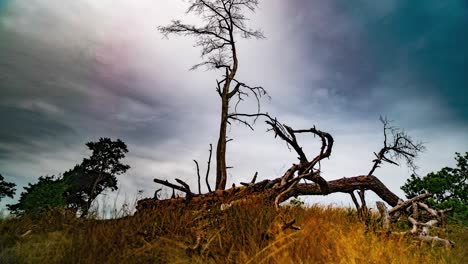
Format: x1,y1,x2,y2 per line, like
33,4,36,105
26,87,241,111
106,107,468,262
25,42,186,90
159,0,267,190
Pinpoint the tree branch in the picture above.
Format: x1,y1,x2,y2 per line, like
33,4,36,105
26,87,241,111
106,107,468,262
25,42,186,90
206,144,213,192
194,160,202,194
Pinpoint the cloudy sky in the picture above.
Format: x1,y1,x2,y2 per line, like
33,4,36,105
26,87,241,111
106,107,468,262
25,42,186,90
1,0,467,210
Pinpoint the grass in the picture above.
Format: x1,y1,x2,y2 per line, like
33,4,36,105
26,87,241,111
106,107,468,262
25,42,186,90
0,201,466,263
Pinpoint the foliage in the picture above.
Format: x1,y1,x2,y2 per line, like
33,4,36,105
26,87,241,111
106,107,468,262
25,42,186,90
64,138,130,216
0,174,16,202
6,138,130,217
7,176,69,216
402,152,468,224
289,197,304,207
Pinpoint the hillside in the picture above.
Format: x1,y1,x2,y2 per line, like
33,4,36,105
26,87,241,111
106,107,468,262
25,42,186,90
1,202,466,263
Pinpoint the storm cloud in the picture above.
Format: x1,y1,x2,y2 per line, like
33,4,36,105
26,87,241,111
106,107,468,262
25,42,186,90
1,0,467,209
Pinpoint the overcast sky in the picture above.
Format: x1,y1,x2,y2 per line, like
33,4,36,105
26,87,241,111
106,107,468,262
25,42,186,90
1,0,467,210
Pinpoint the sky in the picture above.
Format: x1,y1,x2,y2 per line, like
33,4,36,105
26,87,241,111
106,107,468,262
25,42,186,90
1,0,467,211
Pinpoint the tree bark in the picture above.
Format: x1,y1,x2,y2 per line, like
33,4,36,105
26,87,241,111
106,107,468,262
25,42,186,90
215,38,239,190
288,175,400,206
216,85,230,190
138,175,401,212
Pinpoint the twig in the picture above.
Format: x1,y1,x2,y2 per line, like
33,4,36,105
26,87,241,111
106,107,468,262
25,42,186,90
154,188,162,200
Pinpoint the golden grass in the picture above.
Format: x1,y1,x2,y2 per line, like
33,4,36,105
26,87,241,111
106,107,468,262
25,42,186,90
0,202,466,263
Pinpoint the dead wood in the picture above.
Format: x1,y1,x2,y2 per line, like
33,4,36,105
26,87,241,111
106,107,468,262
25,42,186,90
142,117,421,212
376,201,390,230
136,116,455,248
415,235,455,248
375,194,456,248
140,174,402,213
389,193,433,214
205,144,213,192
194,160,202,194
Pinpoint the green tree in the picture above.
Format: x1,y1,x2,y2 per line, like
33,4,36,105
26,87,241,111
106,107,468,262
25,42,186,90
7,175,69,216
0,174,16,202
64,138,130,217
401,152,468,224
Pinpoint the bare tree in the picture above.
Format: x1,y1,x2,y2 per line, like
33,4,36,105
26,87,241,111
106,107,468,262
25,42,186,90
142,117,455,248
159,0,267,190
147,2,452,248
142,116,424,212
351,116,426,220
368,116,425,176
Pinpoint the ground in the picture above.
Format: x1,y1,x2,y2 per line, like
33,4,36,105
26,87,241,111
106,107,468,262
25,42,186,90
0,202,466,263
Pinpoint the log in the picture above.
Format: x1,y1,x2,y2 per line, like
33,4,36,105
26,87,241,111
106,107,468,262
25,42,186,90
139,175,402,212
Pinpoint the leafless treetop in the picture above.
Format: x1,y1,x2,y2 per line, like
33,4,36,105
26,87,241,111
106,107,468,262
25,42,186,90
158,0,264,71
368,116,426,175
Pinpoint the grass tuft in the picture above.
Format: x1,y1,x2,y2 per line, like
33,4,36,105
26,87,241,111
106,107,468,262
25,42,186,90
0,202,466,263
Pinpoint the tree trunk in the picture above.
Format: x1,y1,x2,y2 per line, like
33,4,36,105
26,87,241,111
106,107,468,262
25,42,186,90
137,175,402,212
215,46,237,190
82,174,102,218
215,87,230,190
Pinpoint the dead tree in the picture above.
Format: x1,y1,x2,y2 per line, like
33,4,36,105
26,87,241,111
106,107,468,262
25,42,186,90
139,116,458,248
351,116,425,220
140,116,424,215
377,194,455,248
159,0,267,191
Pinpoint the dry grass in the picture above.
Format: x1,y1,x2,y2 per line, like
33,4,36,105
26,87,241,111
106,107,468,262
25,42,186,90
0,201,466,263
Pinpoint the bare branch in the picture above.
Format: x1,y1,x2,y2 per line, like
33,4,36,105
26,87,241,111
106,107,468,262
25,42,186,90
368,117,425,175
289,175,401,207
251,171,258,184
153,188,162,200
228,115,255,130
350,191,361,212
205,144,213,192
417,202,439,219
358,190,368,220
240,171,258,187
389,193,433,215
154,178,189,195
194,160,202,194
159,0,263,71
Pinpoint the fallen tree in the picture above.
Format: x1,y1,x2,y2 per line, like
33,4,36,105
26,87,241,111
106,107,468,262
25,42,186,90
136,116,458,248
138,116,421,211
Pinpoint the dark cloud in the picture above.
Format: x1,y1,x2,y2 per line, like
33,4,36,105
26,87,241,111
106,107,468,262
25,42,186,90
1,0,467,210
283,1,378,102
284,0,468,125
0,20,186,156
362,1,468,122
